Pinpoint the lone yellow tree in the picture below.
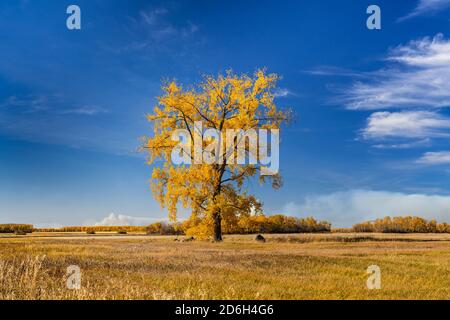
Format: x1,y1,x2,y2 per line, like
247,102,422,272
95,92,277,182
144,70,288,241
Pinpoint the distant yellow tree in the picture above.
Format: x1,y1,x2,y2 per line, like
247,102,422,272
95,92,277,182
143,70,288,241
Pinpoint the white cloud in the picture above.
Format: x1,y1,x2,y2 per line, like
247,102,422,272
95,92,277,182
281,190,450,227
362,111,450,140
139,8,168,26
273,88,294,98
60,106,107,116
336,34,450,151
417,151,450,164
344,34,450,110
124,7,199,50
0,95,106,116
93,213,156,226
399,0,450,21
0,95,49,112
305,66,369,78
372,139,431,149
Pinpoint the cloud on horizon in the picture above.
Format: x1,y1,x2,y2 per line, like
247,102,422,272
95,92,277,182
281,190,450,227
92,213,159,226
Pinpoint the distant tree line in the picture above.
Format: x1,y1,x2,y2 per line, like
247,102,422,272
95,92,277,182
34,226,147,233
352,216,450,233
147,215,331,237
3,215,449,235
0,224,33,233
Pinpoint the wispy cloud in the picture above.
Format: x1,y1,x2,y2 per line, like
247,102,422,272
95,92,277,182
305,66,370,78
324,34,450,151
0,94,122,153
281,190,450,227
273,88,295,98
120,7,199,53
372,139,431,150
399,0,450,21
343,34,450,110
417,151,450,165
60,106,107,116
139,8,168,26
0,95,106,116
0,95,49,112
362,111,450,140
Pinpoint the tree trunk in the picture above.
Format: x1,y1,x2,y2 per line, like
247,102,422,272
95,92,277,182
212,166,225,242
212,211,222,242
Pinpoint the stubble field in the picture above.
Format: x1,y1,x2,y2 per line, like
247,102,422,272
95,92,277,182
0,232,449,300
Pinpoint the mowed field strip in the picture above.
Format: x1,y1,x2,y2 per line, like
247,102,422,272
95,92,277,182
0,233,449,300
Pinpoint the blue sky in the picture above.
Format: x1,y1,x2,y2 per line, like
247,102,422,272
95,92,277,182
1,0,450,227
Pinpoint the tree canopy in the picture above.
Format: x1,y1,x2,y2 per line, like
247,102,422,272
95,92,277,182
143,69,288,241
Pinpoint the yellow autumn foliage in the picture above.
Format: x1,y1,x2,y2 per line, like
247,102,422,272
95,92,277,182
143,69,289,240
352,216,450,233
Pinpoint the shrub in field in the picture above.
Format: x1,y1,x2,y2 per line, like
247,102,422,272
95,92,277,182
0,224,33,234
352,216,450,233
255,234,266,242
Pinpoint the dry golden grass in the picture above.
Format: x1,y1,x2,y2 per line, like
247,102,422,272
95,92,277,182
0,233,449,300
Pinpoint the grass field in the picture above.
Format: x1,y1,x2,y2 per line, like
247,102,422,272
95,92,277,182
0,233,449,300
